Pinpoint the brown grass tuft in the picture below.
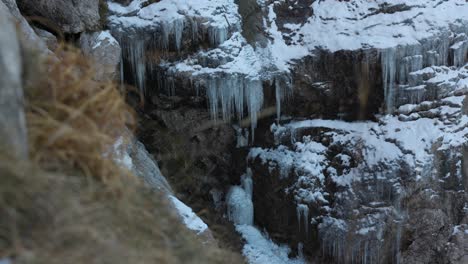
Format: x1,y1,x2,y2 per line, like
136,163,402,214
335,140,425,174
25,45,135,184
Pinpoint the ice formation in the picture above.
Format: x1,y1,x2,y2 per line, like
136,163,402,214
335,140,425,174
203,74,264,138
226,167,307,263
241,168,253,199
226,185,254,225
296,204,309,236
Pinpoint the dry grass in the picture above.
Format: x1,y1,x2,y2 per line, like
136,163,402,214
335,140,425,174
0,45,244,263
25,45,135,184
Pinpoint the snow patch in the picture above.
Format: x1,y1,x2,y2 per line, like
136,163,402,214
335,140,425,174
169,195,208,234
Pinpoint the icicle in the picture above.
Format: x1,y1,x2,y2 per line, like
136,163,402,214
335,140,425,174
121,38,146,97
399,55,423,83
208,26,228,47
275,78,282,122
381,48,397,114
437,36,450,66
226,186,254,225
241,168,253,199
203,74,263,141
274,75,292,122
245,78,264,141
298,242,304,259
296,204,309,236
174,19,184,51
190,18,199,43
450,40,468,67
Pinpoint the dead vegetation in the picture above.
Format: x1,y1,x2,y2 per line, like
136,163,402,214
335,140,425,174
0,45,243,263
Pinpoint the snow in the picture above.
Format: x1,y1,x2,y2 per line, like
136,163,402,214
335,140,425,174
278,0,468,52
264,4,309,72
112,137,133,170
92,31,118,49
168,195,208,234
236,225,306,264
109,0,241,41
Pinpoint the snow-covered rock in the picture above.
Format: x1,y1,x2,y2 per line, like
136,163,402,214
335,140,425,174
79,31,122,81
248,63,468,262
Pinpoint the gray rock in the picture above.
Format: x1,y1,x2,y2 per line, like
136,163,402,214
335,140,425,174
129,141,173,194
16,0,101,34
79,31,122,81
0,2,28,159
1,0,48,53
33,27,58,51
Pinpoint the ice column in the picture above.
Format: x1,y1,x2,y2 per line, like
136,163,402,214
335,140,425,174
296,204,309,235
122,39,146,97
381,48,397,114
226,168,254,226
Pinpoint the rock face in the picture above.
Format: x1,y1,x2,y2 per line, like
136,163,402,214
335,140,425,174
16,0,101,34
79,31,122,81
0,2,28,159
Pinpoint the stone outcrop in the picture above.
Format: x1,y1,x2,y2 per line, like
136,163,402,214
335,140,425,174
79,31,122,81
1,0,48,53
16,0,101,34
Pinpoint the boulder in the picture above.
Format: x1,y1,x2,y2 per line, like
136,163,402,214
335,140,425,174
0,2,29,159
79,31,121,81
16,0,101,34
1,0,48,53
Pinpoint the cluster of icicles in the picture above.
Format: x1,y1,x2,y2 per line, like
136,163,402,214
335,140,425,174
381,32,468,113
113,16,294,140
114,12,468,141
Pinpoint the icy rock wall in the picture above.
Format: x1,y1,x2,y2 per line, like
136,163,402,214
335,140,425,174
380,32,468,113
108,0,241,98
